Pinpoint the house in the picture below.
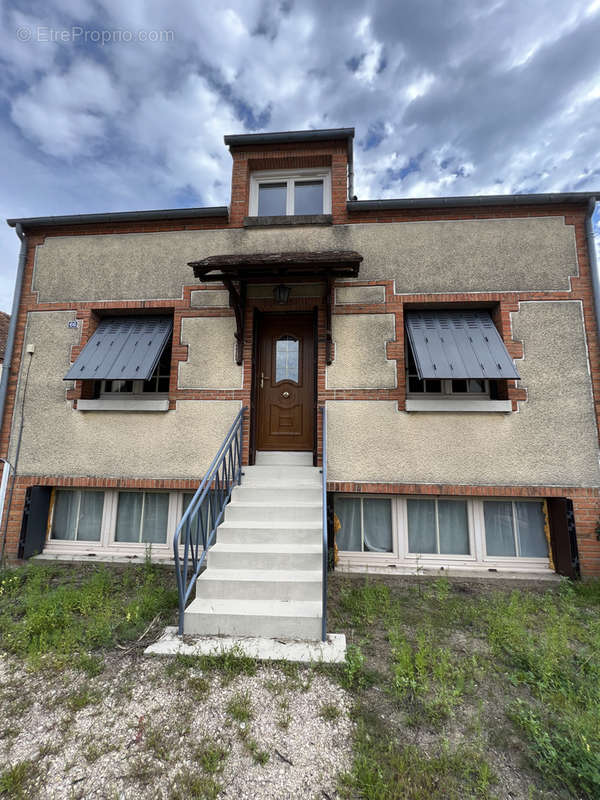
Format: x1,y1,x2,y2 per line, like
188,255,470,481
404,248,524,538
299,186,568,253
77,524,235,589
1,128,599,640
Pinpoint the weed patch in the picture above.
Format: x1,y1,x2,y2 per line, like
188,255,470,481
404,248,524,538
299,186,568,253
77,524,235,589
0,562,177,667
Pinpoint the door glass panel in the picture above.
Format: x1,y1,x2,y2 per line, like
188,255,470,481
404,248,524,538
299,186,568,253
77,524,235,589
275,336,299,383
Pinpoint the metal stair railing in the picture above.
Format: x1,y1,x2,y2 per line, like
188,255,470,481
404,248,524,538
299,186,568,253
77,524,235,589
320,405,328,642
173,406,247,635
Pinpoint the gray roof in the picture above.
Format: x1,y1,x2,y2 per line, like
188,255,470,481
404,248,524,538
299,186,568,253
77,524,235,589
7,206,228,229
224,128,355,147
348,192,597,211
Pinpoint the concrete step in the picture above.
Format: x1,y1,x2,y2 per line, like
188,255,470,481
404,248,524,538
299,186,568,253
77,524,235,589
241,465,321,486
231,485,321,504
183,598,322,640
224,502,322,523
208,542,322,570
195,569,322,601
217,521,322,545
254,451,314,466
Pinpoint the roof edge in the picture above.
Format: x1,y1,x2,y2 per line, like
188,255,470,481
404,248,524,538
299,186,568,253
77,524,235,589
6,206,229,229
347,192,598,211
224,128,355,147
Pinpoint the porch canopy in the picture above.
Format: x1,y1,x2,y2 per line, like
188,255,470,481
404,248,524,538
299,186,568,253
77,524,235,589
188,250,363,364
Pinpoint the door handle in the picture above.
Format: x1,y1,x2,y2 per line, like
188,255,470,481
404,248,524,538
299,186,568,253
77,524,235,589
260,372,270,389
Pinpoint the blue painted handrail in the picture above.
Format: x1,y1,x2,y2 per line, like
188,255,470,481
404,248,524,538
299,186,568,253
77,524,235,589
320,405,328,642
173,406,247,635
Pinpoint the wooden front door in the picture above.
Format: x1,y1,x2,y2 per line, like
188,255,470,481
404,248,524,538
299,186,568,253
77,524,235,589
256,314,315,451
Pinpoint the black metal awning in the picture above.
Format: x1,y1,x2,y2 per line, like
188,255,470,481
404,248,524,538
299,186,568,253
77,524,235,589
64,316,172,381
405,310,520,380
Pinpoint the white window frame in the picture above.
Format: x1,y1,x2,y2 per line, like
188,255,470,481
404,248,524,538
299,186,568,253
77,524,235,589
473,498,551,566
334,494,398,565
44,489,184,558
249,168,332,216
335,495,552,574
402,497,477,563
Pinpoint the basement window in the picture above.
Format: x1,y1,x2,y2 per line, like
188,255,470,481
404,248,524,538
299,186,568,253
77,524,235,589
249,169,332,217
115,491,170,545
51,490,104,542
334,496,393,553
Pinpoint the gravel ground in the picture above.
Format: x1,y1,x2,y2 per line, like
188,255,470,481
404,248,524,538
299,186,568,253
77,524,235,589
0,651,353,799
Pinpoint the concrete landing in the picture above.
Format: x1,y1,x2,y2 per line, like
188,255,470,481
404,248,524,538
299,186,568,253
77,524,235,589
144,626,346,664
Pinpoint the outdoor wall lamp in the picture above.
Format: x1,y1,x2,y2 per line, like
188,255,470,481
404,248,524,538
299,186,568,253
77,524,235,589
273,284,291,304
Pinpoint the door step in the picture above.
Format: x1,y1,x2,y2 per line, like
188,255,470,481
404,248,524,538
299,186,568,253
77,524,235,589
254,451,313,466
184,598,322,639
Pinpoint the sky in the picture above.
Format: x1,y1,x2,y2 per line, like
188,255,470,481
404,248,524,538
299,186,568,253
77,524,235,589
0,0,599,313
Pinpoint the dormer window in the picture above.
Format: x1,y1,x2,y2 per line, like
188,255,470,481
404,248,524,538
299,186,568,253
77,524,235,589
249,169,332,217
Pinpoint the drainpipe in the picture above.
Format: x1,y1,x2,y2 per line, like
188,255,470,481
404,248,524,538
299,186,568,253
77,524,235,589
0,223,27,435
0,223,27,563
586,198,600,337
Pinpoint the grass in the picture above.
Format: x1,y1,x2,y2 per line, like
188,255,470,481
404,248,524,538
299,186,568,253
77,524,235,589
0,760,38,799
226,690,253,723
332,574,600,800
0,561,177,669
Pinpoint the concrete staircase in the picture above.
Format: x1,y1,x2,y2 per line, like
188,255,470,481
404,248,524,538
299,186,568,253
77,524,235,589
183,451,323,641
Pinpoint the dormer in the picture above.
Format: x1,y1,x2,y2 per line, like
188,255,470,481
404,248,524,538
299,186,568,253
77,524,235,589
224,128,354,227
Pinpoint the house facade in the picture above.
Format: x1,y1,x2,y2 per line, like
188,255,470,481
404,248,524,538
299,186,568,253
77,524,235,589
1,128,600,600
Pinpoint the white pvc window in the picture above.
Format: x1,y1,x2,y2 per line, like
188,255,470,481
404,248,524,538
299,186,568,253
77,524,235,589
115,491,170,544
250,169,332,216
407,498,470,555
335,496,393,553
51,490,104,542
483,500,548,558
334,494,551,572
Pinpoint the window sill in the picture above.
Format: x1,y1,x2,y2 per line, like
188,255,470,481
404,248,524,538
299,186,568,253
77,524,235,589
405,399,512,413
243,214,333,227
77,398,169,412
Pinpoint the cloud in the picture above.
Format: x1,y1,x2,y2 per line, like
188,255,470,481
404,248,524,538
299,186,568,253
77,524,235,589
0,0,598,311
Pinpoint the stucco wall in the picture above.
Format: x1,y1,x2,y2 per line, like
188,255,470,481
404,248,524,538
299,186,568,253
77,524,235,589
10,311,241,479
327,302,600,488
32,217,577,302
335,285,385,304
328,314,396,388
179,317,242,389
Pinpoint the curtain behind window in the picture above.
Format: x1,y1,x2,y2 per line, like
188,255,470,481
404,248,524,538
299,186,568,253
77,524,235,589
407,499,436,553
438,500,469,554
335,497,361,551
363,498,392,552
